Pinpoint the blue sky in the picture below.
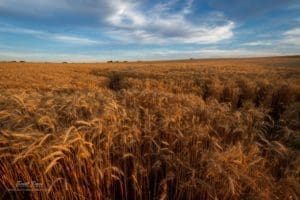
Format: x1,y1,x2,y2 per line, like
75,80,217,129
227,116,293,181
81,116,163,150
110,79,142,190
0,0,299,61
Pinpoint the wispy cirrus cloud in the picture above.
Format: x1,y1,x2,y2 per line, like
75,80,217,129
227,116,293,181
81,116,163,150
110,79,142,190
240,27,300,49
55,0,232,44
105,0,235,44
242,41,273,46
0,25,101,45
50,35,101,45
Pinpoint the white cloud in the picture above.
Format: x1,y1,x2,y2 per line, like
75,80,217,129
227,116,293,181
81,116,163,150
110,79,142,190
240,27,300,49
182,0,194,14
0,25,102,45
281,28,300,45
284,28,300,36
103,0,235,44
50,35,100,45
0,26,43,35
242,41,273,46
142,48,282,59
106,0,145,28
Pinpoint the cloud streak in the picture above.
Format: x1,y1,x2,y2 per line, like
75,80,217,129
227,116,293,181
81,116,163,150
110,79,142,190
242,41,273,46
0,25,101,45
0,47,284,62
281,28,300,46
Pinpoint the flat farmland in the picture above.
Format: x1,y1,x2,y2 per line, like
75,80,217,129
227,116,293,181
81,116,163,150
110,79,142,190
0,57,299,199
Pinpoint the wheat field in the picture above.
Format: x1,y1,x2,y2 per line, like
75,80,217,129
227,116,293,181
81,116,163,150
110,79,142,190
0,57,299,199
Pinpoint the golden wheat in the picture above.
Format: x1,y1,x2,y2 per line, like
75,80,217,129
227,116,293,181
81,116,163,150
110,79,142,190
0,57,299,200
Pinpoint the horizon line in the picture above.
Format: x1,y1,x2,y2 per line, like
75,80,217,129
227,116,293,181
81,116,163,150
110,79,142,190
1,54,300,64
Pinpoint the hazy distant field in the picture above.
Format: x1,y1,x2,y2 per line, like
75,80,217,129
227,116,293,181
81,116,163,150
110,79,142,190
0,57,299,199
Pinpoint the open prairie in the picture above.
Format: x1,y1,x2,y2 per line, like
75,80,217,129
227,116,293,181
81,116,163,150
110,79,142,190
0,57,299,199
